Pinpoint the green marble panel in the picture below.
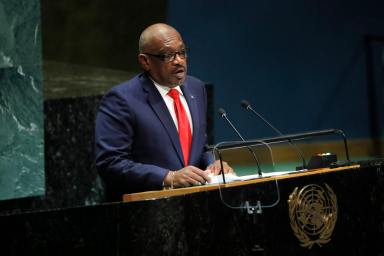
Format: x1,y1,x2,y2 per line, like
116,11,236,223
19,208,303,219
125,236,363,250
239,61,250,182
0,0,44,200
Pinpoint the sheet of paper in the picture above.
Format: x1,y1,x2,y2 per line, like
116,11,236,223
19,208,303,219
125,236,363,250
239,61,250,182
207,170,301,185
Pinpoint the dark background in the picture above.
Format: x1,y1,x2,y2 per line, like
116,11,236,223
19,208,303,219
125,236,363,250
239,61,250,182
168,0,384,143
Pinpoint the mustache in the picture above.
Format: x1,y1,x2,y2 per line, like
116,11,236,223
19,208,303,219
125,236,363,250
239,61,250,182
173,65,186,72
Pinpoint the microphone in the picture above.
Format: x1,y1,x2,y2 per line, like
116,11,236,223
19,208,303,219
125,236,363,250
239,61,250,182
240,100,307,169
218,108,245,140
218,108,262,176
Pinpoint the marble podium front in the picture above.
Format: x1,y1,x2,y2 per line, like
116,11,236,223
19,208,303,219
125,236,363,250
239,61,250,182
0,161,383,256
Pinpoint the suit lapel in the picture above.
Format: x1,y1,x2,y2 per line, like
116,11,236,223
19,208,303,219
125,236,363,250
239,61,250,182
140,74,184,166
181,81,200,166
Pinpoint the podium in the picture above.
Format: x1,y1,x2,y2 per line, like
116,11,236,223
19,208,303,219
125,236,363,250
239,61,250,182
0,161,383,255
123,165,356,202
118,162,383,255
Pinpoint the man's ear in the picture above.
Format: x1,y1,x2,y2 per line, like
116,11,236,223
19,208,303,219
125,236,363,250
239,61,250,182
138,54,150,71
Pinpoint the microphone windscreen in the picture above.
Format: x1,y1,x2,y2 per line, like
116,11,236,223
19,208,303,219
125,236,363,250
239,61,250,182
218,108,226,116
240,100,250,109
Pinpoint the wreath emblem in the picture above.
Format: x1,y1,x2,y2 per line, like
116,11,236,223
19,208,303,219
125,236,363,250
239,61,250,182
288,184,338,249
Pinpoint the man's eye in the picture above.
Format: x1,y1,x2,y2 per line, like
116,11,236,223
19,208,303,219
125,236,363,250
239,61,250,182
163,53,173,58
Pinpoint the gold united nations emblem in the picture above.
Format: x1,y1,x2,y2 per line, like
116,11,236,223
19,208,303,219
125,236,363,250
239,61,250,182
288,184,338,249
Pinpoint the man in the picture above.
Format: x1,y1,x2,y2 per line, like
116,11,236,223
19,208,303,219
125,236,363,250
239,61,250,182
95,23,231,199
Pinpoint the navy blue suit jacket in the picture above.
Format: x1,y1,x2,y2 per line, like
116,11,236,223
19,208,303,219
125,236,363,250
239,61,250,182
95,72,213,196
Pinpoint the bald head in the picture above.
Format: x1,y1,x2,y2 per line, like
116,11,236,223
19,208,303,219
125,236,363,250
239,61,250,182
139,23,181,53
137,23,187,87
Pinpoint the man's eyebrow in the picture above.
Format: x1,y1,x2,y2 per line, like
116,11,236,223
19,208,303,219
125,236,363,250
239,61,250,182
159,42,185,52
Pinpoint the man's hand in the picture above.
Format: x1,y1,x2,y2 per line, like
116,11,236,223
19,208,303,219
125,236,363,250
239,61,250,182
164,166,211,188
206,160,234,175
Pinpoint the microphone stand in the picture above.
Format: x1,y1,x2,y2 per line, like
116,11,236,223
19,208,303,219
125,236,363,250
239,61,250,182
241,100,307,169
218,108,262,177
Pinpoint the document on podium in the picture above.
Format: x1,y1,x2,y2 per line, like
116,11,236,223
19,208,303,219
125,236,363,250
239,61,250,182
207,170,298,185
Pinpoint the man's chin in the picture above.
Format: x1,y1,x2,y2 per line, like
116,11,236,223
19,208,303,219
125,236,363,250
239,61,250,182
170,77,186,87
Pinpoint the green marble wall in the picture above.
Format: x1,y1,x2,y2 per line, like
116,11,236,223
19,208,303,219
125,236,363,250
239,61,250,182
0,0,44,200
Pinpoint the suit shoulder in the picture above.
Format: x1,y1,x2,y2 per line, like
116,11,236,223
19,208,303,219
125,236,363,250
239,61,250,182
107,74,143,96
103,73,155,105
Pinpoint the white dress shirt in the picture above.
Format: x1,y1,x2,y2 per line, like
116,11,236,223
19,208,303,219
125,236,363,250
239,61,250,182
152,80,193,134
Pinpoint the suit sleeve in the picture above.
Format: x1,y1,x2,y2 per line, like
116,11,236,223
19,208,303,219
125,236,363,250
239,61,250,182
95,89,168,194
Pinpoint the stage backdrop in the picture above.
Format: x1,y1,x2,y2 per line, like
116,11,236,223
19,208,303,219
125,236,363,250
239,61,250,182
167,0,384,145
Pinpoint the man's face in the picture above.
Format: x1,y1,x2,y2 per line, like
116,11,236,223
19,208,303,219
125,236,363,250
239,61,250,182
140,31,188,87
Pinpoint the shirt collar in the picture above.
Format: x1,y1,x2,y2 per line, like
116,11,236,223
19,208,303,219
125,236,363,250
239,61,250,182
151,78,183,98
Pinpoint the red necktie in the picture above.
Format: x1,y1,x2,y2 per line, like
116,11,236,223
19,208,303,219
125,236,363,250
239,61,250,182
168,89,192,166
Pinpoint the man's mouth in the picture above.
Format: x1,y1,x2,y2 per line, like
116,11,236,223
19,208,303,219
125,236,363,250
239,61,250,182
174,69,185,78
